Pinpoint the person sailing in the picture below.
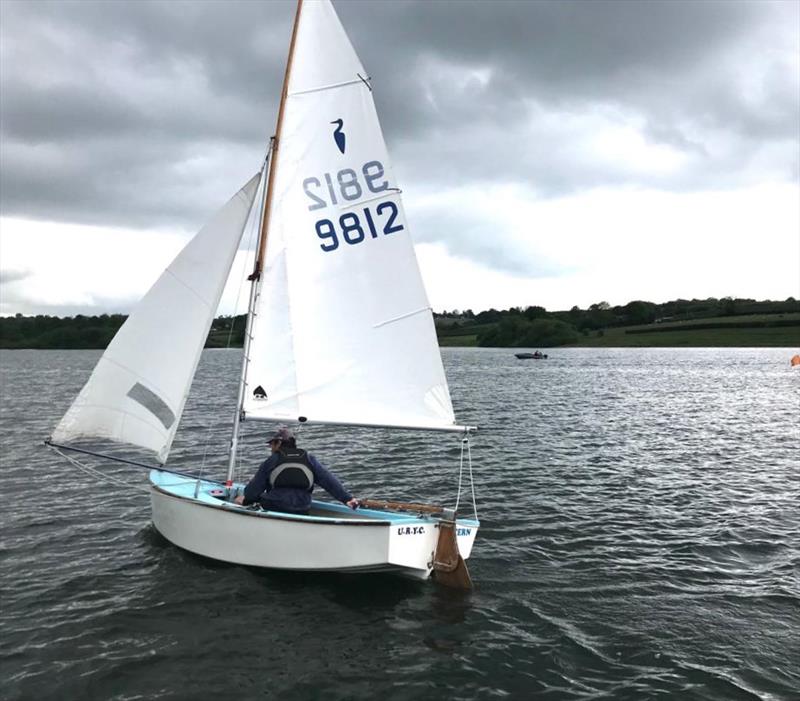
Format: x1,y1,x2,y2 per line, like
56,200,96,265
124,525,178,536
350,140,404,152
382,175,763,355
234,427,359,514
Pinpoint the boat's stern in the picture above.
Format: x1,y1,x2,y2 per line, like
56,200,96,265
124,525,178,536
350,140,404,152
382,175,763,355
384,512,480,576
454,518,480,559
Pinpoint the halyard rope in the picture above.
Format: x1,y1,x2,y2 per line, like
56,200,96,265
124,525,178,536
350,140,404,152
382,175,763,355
226,153,271,485
227,152,269,350
195,423,215,497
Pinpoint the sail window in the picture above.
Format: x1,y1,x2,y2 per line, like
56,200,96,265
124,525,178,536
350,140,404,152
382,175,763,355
127,382,176,430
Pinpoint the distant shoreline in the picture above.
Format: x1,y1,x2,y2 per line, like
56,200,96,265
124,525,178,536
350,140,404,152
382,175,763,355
439,318,800,349
2,299,798,350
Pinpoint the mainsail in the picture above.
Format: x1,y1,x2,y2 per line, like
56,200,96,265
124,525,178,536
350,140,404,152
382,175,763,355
52,173,262,462
243,0,459,432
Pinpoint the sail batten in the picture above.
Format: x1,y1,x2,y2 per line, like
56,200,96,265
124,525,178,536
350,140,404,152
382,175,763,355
243,0,459,432
289,77,367,97
373,307,431,329
163,268,216,308
52,173,262,463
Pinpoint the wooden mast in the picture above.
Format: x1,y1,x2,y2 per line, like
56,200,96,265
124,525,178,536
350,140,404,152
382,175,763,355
250,0,304,280
226,0,304,485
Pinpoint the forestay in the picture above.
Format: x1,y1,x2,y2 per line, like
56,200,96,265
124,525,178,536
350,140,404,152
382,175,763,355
244,0,459,432
52,174,262,463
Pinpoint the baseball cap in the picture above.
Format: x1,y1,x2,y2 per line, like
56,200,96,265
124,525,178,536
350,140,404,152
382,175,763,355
268,426,294,443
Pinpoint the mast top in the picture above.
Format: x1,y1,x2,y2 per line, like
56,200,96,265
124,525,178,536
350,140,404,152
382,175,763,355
251,0,304,280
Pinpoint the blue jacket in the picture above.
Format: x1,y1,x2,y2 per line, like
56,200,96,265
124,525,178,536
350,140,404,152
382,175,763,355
242,450,352,514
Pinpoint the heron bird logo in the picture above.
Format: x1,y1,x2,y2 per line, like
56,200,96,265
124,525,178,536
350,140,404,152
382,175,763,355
331,119,346,154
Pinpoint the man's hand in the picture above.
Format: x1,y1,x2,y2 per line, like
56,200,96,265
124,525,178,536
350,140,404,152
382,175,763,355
346,498,360,510
234,495,244,505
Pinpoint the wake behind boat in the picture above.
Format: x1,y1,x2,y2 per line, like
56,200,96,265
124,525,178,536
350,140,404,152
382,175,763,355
47,0,479,588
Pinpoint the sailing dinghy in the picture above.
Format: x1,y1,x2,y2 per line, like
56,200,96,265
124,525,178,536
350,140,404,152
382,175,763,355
47,0,479,587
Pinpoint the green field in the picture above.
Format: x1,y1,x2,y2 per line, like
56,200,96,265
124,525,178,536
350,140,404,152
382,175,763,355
569,313,799,347
436,313,800,348
569,325,799,347
438,334,479,347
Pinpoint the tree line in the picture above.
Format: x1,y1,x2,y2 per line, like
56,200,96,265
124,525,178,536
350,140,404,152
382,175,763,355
0,312,249,350
1,297,797,349
435,297,800,347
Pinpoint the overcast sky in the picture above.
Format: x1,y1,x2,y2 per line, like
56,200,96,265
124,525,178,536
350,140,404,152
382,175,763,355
1,0,798,316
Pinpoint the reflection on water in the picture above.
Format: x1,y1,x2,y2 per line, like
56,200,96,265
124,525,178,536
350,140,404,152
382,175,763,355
1,347,798,700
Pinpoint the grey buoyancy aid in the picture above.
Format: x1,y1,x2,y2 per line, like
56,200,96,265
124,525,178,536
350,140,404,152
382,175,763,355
269,447,315,491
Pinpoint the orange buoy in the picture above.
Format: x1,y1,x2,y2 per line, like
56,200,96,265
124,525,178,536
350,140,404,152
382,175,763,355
791,354,800,368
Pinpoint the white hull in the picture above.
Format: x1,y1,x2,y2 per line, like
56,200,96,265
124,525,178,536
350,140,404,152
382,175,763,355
149,470,478,581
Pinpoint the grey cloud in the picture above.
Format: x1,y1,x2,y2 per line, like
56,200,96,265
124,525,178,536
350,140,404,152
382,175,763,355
410,202,564,278
0,269,32,285
1,0,286,226
343,1,797,136
0,0,797,248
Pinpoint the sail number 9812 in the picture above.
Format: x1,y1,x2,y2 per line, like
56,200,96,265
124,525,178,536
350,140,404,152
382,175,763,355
303,161,388,210
316,203,403,252
303,160,404,253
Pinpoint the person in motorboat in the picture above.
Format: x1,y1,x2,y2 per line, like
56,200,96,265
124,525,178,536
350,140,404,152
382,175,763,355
233,426,360,515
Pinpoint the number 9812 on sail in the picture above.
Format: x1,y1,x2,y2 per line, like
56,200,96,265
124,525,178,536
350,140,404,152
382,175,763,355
303,160,405,253
315,202,404,252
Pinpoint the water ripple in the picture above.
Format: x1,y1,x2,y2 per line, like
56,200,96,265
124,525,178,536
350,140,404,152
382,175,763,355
1,347,798,700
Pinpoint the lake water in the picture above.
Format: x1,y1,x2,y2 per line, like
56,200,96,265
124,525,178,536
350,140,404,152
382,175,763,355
1,348,798,700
